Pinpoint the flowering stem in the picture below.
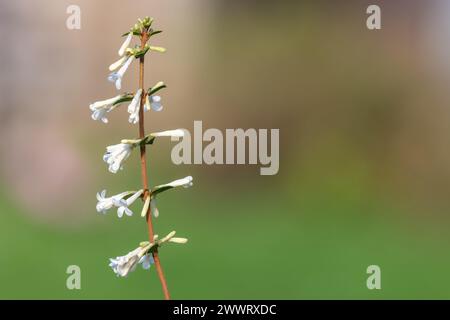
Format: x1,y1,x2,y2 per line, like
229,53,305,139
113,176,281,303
138,31,171,300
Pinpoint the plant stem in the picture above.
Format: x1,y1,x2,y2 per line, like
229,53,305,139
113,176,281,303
138,31,171,300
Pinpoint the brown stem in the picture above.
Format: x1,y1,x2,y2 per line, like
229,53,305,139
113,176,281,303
138,31,171,300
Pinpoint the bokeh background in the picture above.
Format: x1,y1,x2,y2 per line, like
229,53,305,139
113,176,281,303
1,0,450,299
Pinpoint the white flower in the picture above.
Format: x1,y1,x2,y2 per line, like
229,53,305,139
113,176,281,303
115,189,143,218
118,32,133,56
151,129,185,138
127,89,142,124
139,254,155,270
109,56,128,72
103,143,134,173
108,56,133,90
89,95,123,123
108,234,187,276
150,196,160,218
109,244,151,277
166,176,193,188
96,190,133,214
144,95,163,112
151,176,193,198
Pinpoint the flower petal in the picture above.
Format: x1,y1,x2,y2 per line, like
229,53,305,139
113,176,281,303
118,32,133,56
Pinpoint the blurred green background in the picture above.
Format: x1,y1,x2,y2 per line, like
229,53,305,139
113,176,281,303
1,0,450,299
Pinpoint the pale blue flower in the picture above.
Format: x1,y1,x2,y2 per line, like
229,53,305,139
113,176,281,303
127,89,142,124
103,143,134,173
139,254,155,270
89,95,123,123
108,56,133,90
144,95,163,112
114,189,143,218
96,190,133,214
